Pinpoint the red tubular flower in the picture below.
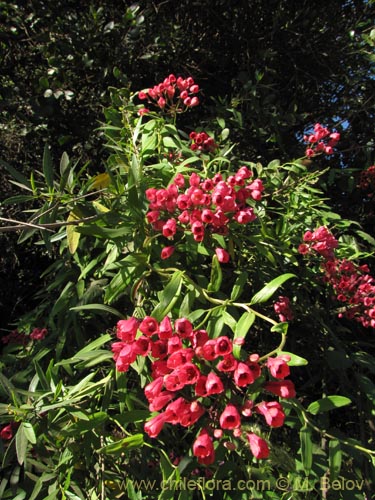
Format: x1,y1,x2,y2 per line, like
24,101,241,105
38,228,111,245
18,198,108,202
116,317,139,342
219,404,241,429
214,336,232,357
247,433,270,459
139,316,159,337
174,318,193,338
215,248,230,263
217,354,238,372
205,372,224,395
233,362,257,387
144,412,169,438
159,316,173,339
144,376,164,401
264,380,296,399
149,392,175,412
161,246,175,260
193,428,215,465
256,401,285,427
266,355,291,379
30,327,48,341
0,424,13,440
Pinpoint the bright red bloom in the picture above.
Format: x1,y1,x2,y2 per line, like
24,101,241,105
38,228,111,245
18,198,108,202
161,246,175,259
217,354,238,372
144,412,169,438
116,317,139,342
214,336,232,356
139,316,159,337
264,380,296,399
159,316,173,339
247,433,270,459
0,424,13,440
205,372,224,395
144,376,164,401
219,404,241,429
233,362,257,387
192,428,215,465
174,318,193,338
267,355,291,379
215,248,230,263
256,401,285,427
30,327,47,341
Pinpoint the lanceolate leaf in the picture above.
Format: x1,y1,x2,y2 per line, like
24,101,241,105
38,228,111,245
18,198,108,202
43,144,54,189
250,273,296,304
300,425,313,474
307,396,351,415
152,272,183,321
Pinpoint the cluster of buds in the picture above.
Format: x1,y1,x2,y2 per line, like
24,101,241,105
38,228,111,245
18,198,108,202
299,226,375,328
359,166,375,193
189,131,218,154
304,123,340,158
145,166,264,259
273,296,294,322
138,74,199,115
111,315,295,464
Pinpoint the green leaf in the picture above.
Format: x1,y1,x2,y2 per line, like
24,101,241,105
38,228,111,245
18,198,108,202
277,351,308,366
233,311,256,358
16,424,28,466
70,303,124,318
329,439,342,480
59,151,70,177
300,425,313,474
66,211,81,254
43,144,54,189
22,422,36,444
152,272,183,321
250,273,296,304
307,396,351,415
0,158,31,188
207,255,222,292
230,271,248,301
356,374,375,404
99,434,144,454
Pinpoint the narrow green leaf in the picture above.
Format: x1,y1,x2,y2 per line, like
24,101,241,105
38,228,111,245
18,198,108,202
70,303,124,318
66,211,81,254
22,422,36,444
250,273,296,304
16,424,28,466
43,144,54,188
99,434,144,454
59,151,70,177
329,439,342,480
152,272,183,321
307,396,351,415
233,311,256,358
300,425,313,473
230,271,248,301
277,351,308,366
0,158,31,187
207,255,222,292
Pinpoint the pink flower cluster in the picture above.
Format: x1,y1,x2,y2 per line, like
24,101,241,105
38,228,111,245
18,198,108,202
189,131,218,154
359,165,375,193
298,226,338,260
138,74,199,114
1,327,47,345
323,259,375,328
304,123,340,157
111,316,296,464
145,166,264,259
273,296,294,322
299,226,375,328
